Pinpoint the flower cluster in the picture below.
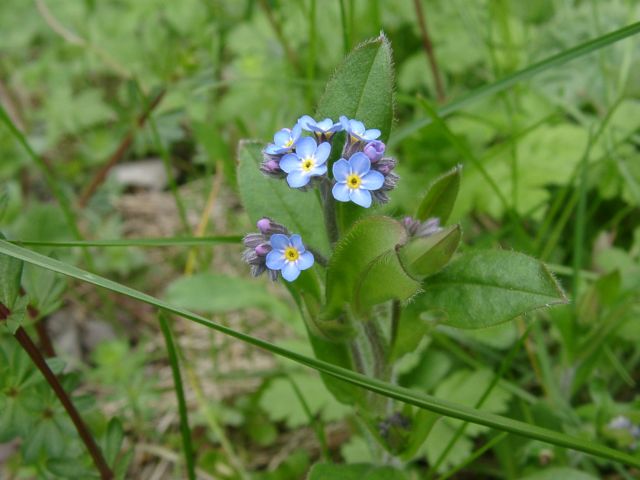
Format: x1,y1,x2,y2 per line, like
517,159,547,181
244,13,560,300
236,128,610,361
261,114,399,208
242,218,314,282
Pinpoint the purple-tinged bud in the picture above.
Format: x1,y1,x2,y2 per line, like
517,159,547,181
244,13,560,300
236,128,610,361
255,243,271,256
363,140,385,163
263,159,280,172
256,218,272,234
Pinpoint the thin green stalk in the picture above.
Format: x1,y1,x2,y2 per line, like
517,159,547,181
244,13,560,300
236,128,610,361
0,105,88,256
11,236,241,248
3,240,640,469
426,324,533,478
390,21,640,146
158,312,196,480
438,432,508,480
306,0,317,105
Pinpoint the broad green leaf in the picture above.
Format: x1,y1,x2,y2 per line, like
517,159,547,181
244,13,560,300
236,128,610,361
398,225,461,279
164,273,291,320
416,165,462,223
2,240,639,470
308,463,408,480
3,295,27,334
237,141,329,256
323,216,418,320
316,34,394,142
419,250,567,329
23,263,66,318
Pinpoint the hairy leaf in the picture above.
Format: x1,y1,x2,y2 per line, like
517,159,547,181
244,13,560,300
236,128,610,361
420,250,568,328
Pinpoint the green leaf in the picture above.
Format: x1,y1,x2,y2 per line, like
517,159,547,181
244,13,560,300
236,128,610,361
323,216,418,319
316,34,394,142
164,273,292,320
3,296,28,334
398,225,461,279
259,373,350,428
419,250,568,329
2,239,639,470
23,263,66,318
237,141,329,256
104,417,124,466
308,463,408,480
416,165,462,223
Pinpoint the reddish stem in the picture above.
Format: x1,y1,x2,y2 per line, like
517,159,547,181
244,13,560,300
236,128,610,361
0,303,113,479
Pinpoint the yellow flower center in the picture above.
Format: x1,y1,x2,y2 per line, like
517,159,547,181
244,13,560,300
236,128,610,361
284,138,294,148
284,246,299,262
301,157,315,172
347,173,362,189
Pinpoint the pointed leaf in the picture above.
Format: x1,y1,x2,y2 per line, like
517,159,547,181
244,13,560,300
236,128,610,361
0,235,23,309
416,165,462,223
398,225,462,279
323,216,418,320
419,250,568,329
316,34,394,142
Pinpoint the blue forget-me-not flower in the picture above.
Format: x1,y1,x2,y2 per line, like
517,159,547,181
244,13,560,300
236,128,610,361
279,137,330,188
339,116,381,142
332,152,385,208
265,123,303,155
298,115,343,142
266,234,315,281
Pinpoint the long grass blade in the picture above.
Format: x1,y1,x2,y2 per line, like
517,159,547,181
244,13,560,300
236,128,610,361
390,21,640,146
158,312,196,480
11,236,242,248
0,239,639,469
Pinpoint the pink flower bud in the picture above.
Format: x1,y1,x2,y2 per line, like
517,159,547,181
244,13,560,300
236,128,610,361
255,243,271,256
256,218,271,233
363,140,385,163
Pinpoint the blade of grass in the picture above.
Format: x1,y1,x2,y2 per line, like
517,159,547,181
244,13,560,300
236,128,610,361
389,21,640,146
11,236,241,248
1,241,639,468
158,312,196,480
438,432,508,480
339,0,351,55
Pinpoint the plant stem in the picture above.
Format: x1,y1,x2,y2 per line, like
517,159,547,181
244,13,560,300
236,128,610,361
0,303,113,480
412,0,446,102
321,179,339,244
158,313,196,480
259,0,303,76
338,0,351,55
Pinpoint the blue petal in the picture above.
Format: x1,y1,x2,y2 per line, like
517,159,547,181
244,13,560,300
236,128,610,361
349,188,372,208
264,144,279,155
349,152,371,175
332,182,350,202
282,262,301,281
296,137,316,158
361,170,385,190
315,142,331,164
279,153,300,173
290,234,304,252
287,170,311,188
297,251,314,270
298,115,316,130
274,129,291,146
270,234,290,250
329,122,344,133
310,164,327,176
364,128,381,140
339,116,350,131
316,118,333,131
332,159,350,181
350,120,365,135
291,123,302,141
266,250,286,270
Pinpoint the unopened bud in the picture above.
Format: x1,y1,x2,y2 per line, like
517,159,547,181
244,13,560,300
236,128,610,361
363,140,385,163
